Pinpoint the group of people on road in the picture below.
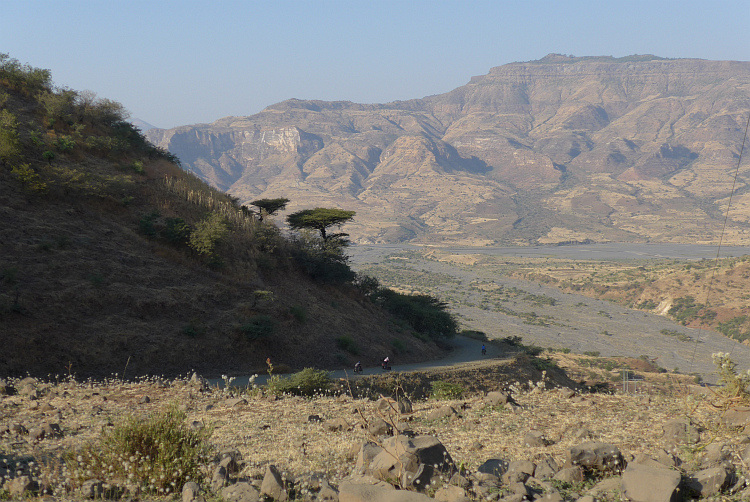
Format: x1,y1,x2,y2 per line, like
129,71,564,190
353,356,392,374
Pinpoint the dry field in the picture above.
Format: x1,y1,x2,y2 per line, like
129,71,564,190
1,355,747,500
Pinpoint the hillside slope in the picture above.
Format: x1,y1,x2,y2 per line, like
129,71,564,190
0,55,444,378
147,55,750,246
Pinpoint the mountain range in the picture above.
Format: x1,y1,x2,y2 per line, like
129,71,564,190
146,54,750,246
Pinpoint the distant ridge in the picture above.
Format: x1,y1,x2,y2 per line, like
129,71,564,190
147,55,750,247
130,118,157,131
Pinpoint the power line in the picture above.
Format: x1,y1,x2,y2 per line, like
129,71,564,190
689,112,750,376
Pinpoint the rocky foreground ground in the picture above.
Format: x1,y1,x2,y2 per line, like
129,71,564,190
2,362,750,501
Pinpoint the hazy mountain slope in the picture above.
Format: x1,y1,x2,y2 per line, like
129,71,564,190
147,55,750,246
0,57,443,378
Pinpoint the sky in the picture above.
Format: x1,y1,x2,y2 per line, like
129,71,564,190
2,0,748,129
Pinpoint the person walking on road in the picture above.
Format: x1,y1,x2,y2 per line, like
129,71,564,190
481,344,486,356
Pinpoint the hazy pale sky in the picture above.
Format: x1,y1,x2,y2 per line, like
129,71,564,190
2,0,748,129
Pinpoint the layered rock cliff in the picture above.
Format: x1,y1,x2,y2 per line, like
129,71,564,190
147,55,750,245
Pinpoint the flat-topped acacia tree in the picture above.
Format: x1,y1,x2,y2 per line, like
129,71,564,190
286,207,356,242
248,197,289,222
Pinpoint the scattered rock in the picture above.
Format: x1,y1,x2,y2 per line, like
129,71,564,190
686,466,732,498
723,406,750,428
368,417,392,436
189,373,209,391
226,398,248,408
260,464,288,501
524,430,552,447
339,479,429,501
559,388,576,399
211,465,228,492
553,466,585,483
621,455,680,502
0,379,15,396
28,427,45,441
182,481,203,502
41,422,62,438
566,442,625,473
476,458,508,478
355,442,384,473
81,479,103,499
325,417,350,432
426,405,459,421
434,484,470,502
502,460,535,484
662,417,701,444
368,434,455,490
376,397,412,414
221,481,260,502
485,391,512,406
8,476,37,497
534,455,559,480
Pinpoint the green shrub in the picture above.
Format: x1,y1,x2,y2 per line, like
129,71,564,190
717,315,750,342
290,231,355,284
460,329,488,341
0,109,21,163
390,339,407,353
372,289,457,340
712,352,750,400
39,89,77,127
54,135,76,152
240,315,275,342
583,351,601,357
189,212,228,256
430,380,465,400
139,211,159,238
163,217,191,245
353,273,380,297
290,304,307,323
182,319,206,337
10,163,47,192
42,150,55,164
66,404,213,496
267,367,331,396
0,53,52,93
336,335,359,355
131,160,145,174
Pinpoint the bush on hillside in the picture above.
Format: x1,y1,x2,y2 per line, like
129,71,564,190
267,367,332,396
713,352,750,401
0,109,21,162
66,405,213,496
430,380,465,400
189,212,228,256
240,315,275,342
372,288,457,340
290,231,355,284
0,53,52,94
